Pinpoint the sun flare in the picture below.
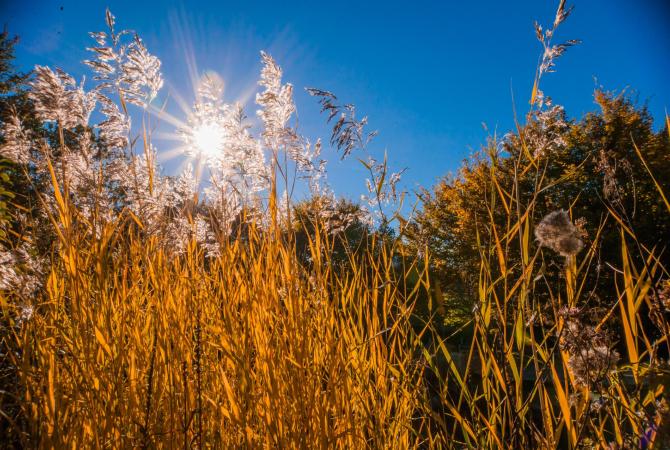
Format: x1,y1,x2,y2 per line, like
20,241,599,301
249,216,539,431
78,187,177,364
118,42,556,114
192,122,225,158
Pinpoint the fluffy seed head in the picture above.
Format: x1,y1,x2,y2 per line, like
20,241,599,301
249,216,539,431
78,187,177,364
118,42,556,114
0,113,32,164
535,210,584,257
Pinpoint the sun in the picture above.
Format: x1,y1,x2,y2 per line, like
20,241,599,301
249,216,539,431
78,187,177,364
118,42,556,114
192,122,226,159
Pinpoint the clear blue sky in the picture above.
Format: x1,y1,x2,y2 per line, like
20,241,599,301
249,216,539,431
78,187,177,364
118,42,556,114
2,0,669,202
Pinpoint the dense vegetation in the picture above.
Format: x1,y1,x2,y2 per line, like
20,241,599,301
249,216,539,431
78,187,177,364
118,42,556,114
1,3,669,448
407,91,670,327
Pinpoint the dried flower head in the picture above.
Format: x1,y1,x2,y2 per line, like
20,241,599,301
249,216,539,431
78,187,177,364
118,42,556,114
96,92,130,150
658,280,670,312
16,304,34,326
567,345,620,388
535,210,584,257
306,88,377,158
558,306,619,388
0,112,32,164
120,35,164,106
29,66,96,129
596,148,634,209
531,0,580,106
85,9,163,107
528,103,569,157
256,51,296,149
0,245,45,299
0,249,21,291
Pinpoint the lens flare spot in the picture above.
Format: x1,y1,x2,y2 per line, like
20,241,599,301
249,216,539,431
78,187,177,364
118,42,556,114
193,122,225,158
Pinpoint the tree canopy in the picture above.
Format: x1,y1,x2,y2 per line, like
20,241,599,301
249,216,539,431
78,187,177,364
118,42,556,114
406,93,670,325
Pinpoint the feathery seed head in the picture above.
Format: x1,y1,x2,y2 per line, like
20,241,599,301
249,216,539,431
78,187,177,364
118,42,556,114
535,210,584,257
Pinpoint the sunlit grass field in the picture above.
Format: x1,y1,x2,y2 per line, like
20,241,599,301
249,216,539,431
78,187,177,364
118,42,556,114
1,1,669,449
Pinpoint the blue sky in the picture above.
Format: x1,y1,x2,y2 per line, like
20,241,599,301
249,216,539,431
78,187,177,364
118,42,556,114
2,0,669,202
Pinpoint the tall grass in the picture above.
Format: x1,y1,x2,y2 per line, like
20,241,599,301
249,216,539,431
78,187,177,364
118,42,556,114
4,129,669,448
2,2,669,449
2,169,433,447
418,128,670,448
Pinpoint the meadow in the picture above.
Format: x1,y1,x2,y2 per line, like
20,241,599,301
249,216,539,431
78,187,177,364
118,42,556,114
1,1,669,448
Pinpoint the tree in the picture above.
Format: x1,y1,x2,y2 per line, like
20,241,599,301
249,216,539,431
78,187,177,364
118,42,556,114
407,91,670,325
290,195,371,269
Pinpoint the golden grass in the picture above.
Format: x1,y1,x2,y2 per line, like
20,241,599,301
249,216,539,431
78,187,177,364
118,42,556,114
4,139,669,448
1,6,668,441
416,126,670,448
3,185,437,448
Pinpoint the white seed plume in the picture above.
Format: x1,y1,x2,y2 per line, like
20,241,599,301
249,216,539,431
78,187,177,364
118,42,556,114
84,9,163,108
0,112,32,164
256,51,296,150
29,66,96,129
